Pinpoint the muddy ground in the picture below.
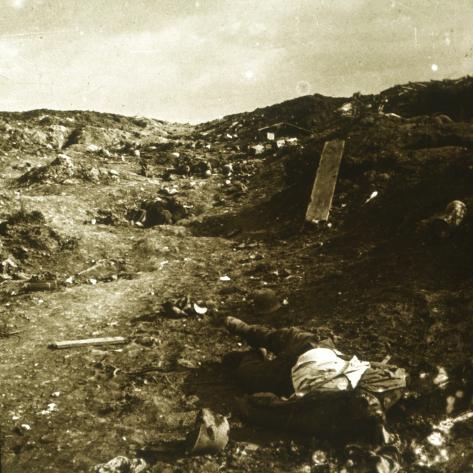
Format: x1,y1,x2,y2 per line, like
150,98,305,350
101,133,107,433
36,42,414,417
1,78,473,472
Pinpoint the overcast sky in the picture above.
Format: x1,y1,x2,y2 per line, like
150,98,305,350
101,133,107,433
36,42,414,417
0,0,472,123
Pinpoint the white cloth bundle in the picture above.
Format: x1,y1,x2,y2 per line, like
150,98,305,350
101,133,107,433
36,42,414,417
291,347,371,395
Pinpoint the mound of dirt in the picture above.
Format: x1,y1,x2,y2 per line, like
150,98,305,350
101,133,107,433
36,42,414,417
0,119,70,153
196,93,348,144
17,153,113,186
127,194,190,227
62,125,131,151
0,209,77,277
378,76,473,120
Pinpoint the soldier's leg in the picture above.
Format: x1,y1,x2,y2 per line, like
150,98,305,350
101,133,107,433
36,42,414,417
225,316,318,357
229,349,294,396
236,389,389,443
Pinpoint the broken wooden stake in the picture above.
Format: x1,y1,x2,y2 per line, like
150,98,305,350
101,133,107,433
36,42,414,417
48,336,127,349
305,139,345,223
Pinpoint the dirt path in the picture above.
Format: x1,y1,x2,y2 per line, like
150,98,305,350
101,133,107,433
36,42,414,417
1,235,239,471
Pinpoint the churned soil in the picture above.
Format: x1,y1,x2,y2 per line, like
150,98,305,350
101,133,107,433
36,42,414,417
1,78,473,472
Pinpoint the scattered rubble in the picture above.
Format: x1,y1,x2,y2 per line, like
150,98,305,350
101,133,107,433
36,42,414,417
187,408,230,455
2,78,473,472
0,209,77,277
91,456,148,473
419,200,467,239
161,296,209,318
127,194,190,227
17,153,114,186
21,281,59,293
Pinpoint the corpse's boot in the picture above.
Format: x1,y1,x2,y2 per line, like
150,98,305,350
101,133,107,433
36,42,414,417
225,316,250,335
224,317,268,360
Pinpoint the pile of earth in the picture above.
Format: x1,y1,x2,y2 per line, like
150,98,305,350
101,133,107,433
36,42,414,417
195,93,348,144
0,209,77,280
376,76,473,120
127,194,190,227
0,109,174,161
17,153,116,186
190,77,473,242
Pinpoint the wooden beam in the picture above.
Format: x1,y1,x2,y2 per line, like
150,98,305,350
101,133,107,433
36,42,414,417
48,336,128,349
305,139,345,222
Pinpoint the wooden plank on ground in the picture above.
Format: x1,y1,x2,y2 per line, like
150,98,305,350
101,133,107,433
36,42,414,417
305,139,345,222
48,336,128,349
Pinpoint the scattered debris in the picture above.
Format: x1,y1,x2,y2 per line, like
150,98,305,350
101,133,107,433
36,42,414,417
127,194,189,227
1,255,20,280
17,153,111,185
86,144,101,153
39,402,58,416
258,122,311,141
0,326,23,339
21,281,58,293
365,190,379,204
91,456,148,473
161,296,208,318
311,450,330,471
429,200,467,238
193,303,208,315
187,408,230,455
433,366,449,387
249,144,265,155
411,411,473,469
343,445,401,473
338,101,354,117
3,79,473,472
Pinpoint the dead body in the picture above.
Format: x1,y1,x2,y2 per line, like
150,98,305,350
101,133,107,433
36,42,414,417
224,317,407,443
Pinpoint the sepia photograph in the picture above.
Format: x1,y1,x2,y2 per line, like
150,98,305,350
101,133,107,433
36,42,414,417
1,1,473,471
